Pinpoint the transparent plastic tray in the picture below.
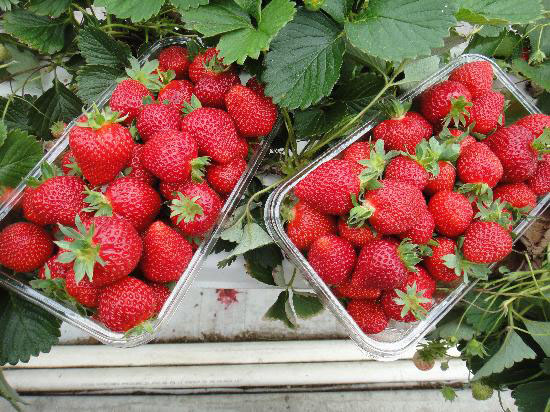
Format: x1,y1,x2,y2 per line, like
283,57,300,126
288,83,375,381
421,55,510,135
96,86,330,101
0,36,281,347
265,54,550,360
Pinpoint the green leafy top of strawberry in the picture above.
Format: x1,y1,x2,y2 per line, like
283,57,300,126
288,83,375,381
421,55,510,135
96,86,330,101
203,52,228,74
458,182,493,204
393,281,431,320
182,94,202,116
347,193,374,227
190,156,211,183
29,274,89,316
82,187,113,217
475,199,513,229
531,127,550,154
123,57,164,91
123,320,155,338
357,139,398,189
169,192,204,223
50,120,67,139
397,238,423,272
441,238,491,283
156,69,176,87
27,162,62,187
406,136,460,176
444,96,472,128
380,98,412,120
78,105,126,130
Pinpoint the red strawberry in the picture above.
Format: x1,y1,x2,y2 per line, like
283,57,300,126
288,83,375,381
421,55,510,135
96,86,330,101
38,254,70,280
420,80,472,125
169,182,223,236
206,157,247,195
148,282,171,313
332,280,381,300
424,237,461,282
136,101,181,142
194,71,240,108
448,61,493,98
308,235,356,285
158,46,190,79
463,221,513,263
294,159,360,216
373,109,432,154
347,299,388,335
246,77,266,96
225,85,278,138
0,222,53,272
159,181,187,201
398,207,435,245
181,107,242,164
188,48,228,83
337,217,377,248
384,155,429,190
65,269,101,308
236,138,249,158
61,150,82,176
141,130,208,183
527,159,550,195
484,125,537,183
428,191,473,237
157,80,193,111
98,277,156,332
285,201,336,251
466,90,505,134
341,141,371,166
140,221,193,282
56,216,142,287
514,114,550,137
493,183,537,210
126,144,155,186
424,161,456,196
457,142,503,188
69,109,133,186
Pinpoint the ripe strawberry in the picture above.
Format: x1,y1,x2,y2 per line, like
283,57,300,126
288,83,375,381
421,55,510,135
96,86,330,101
246,77,266,96
372,108,432,154
428,191,473,237
424,237,461,282
424,161,456,196
65,269,101,308
136,101,181,142
384,155,429,190
332,280,381,300
158,45,190,79
308,235,356,285
140,221,193,282
294,159,360,216
98,277,156,332
0,222,53,272
157,80,193,111
38,254,70,280
463,221,513,263
169,182,223,236
225,84,278,138
126,144,155,186
181,107,242,164
493,183,537,210
337,217,377,248
84,177,161,232
448,61,493,98
341,141,371,166
69,109,133,186
466,90,505,134
194,71,240,108
514,113,550,137
159,181,187,201
188,48,228,83
236,138,249,158
457,142,503,188
206,157,247,195
56,216,142,287
398,207,435,245
148,282,171,313
484,125,537,183
61,150,82,176
285,201,336,251
447,129,476,154
346,299,388,335
527,159,550,195
420,80,472,125
141,130,208,183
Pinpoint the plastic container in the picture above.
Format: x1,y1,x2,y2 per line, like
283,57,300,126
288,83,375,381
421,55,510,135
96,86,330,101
0,36,281,347
264,53,550,360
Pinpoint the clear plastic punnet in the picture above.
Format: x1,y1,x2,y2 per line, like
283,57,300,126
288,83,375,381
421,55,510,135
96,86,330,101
264,54,550,360
0,36,280,347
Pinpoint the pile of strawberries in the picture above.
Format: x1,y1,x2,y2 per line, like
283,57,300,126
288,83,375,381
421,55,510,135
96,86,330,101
286,61,550,335
0,45,276,333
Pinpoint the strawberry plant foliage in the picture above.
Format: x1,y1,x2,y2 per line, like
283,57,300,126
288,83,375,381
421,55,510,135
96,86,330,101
456,0,544,25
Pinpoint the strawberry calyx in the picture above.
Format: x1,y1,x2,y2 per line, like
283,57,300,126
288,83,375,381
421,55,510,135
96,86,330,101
82,187,113,217
169,192,204,223
475,199,513,229
27,162,63,187
203,53,228,74
182,94,202,116
444,96,472,128
441,238,491,283
280,196,298,223
29,275,89,314
458,183,493,204
50,121,67,139
531,127,550,155
393,281,432,320
124,57,163,91
190,156,211,183
397,238,422,272
381,98,411,120
407,137,459,176
78,105,127,130
157,69,176,87
347,194,375,227
358,139,398,190
64,154,82,176
124,319,155,337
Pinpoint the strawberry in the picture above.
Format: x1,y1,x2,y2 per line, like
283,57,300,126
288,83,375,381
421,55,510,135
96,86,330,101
484,125,537,183
337,217,377,248
98,277,156,332
348,179,426,235
157,80,193,111
424,237,461,282
352,238,420,290
398,207,435,245
448,61,493,98
141,130,209,183
0,222,53,272
126,144,155,186
428,191,473,237
56,216,142,287
346,299,388,335
83,177,161,232
341,141,371,165
38,254,70,280
194,71,240,108
465,90,505,134
136,101,181,142
69,108,134,186
413,351,435,371
169,182,223,236
159,181,187,201
236,138,249,158
206,157,247,195
246,77,266,96
420,80,472,125
527,159,550,195
140,221,193,282
307,235,356,285
225,85,278,138
285,201,336,251
514,114,550,137
148,282,171,313
65,269,101,308
463,221,513,263
181,106,242,164
448,129,476,154
188,48,228,83
332,280,381,300
457,142,503,188
493,183,537,210
158,45,190,79
61,150,82,176
424,161,456,196
294,159,360,216
384,155,429,190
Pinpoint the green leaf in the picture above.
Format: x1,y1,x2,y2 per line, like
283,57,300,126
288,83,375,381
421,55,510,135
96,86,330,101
0,0,18,11
0,292,61,365
0,96,33,132
217,0,296,64
3,10,67,54
76,65,124,105
523,319,550,357
528,19,550,59
29,0,71,17
4,44,41,91
220,221,274,262
181,0,251,37
455,0,544,25
244,252,277,285
464,294,505,333
294,104,354,138
0,120,7,148
344,0,457,62
0,129,42,187
512,381,550,412
264,290,295,328
233,0,261,20
542,358,550,375
441,385,457,402
473,331,537,380
77,25,131,67
465,31,522,58
399,56,440,90
513,59,550,91
170,0,209,11
94,0,166,22
292,292,324,319
29,79,83,138
264,10,345,109
429,316,476,341
333,72,385,110
321,0,353,24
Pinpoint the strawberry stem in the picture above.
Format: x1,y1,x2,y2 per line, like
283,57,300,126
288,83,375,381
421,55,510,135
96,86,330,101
397,238,422,272
347,194,375,227
190,156,211,183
